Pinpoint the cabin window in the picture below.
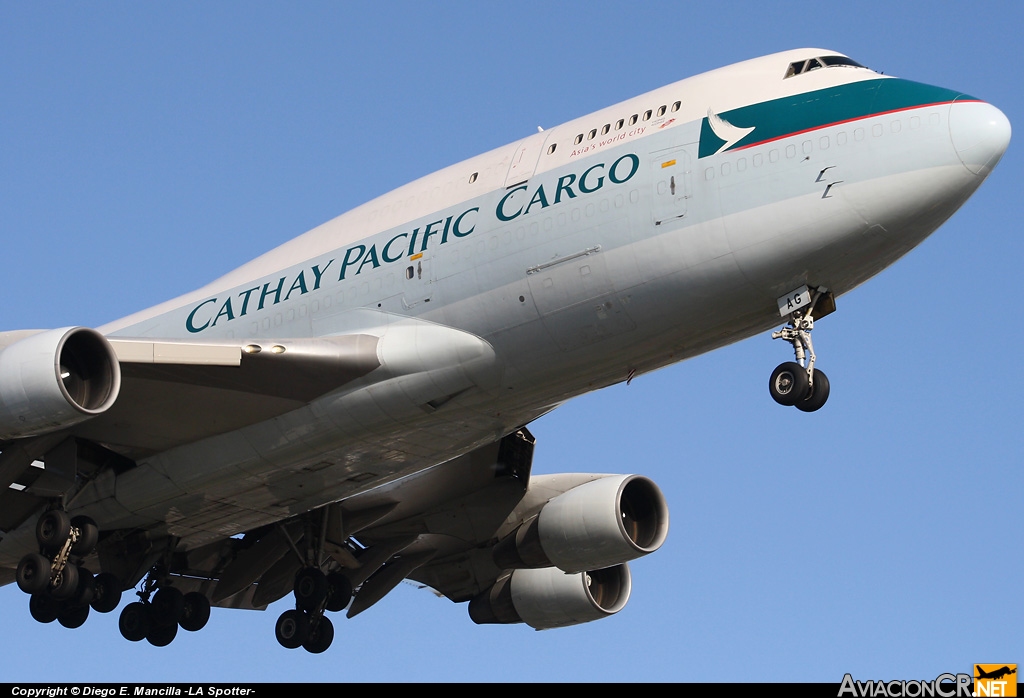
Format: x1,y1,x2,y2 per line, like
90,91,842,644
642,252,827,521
405,266,414,280
601,124,610,135
469,172,478,184
574,134,584,145
547,143,557,154
615,118,624,130
588,128,597,140
657,105,667,117
671,101,681,112
642,110,652,121
628,114,638,125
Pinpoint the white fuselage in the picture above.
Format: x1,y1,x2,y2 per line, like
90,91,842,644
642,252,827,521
2,48,1006,560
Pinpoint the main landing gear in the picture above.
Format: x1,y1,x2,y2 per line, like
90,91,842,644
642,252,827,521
117,571,211,646
15,510,122,629
768,287,832,412
15,509,213,647
275,568,352,653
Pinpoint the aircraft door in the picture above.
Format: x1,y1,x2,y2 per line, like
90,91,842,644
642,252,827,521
504,131,550,187
651,147,692,227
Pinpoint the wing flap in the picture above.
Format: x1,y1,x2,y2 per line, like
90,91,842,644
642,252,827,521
110,339,242,366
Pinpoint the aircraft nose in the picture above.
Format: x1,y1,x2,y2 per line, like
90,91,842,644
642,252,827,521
949,100,1011,175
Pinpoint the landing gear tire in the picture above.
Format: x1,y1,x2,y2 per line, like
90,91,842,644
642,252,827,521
70,516,99,556
325,573,353,613
119,602,152,642
769,362,810,406
49,563,79,601
147,620,178,647
179,592,211,632
303,615,334,654
72,567,96,607
29,594,60,624
293,568,329,611
16,553,52,595
796,369,830,413
151,587,185,627
36,510,71,551
275,609,310,649
90,573,122,613
58,603,90,629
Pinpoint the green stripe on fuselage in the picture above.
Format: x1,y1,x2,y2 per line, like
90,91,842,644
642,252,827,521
698,78,973,159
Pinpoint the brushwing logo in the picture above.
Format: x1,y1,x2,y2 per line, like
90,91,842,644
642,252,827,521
701,107,755,156
974,664,1017,697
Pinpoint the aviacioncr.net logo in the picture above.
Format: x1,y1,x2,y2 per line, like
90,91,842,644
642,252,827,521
838,673,972,697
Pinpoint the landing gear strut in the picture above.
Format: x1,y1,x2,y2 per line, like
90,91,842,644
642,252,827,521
769,287,831,412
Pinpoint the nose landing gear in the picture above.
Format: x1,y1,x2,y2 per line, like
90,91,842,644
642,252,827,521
769,286,833,412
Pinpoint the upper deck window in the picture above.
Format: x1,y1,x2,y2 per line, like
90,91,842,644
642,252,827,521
785,55,866,78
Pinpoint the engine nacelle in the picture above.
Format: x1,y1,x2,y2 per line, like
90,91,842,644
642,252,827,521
0,327,121,439
493,474,669,573
468,564,631,629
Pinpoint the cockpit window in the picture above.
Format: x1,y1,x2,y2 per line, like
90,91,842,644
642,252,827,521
820,55,866,68
785,55,867,78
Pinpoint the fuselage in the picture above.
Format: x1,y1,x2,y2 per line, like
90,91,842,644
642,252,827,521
3,48,1008,560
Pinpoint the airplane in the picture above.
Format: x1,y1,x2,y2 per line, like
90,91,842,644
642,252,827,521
976,666,1017,681
0,47,1009,653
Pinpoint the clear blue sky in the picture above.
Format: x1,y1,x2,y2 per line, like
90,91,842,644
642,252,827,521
1,1,1020,683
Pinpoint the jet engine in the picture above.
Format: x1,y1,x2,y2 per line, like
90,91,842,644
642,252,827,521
0,327,121,439
493,474,669,573
468,564,631,629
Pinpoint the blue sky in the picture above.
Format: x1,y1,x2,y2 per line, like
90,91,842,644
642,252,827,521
1,1,1020,683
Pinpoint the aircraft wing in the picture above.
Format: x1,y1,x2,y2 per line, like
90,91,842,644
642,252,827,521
0,312,501,541
74,335,380,458
150,429,667,634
